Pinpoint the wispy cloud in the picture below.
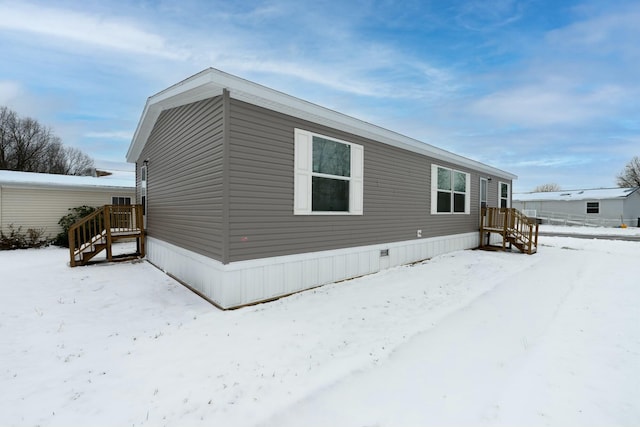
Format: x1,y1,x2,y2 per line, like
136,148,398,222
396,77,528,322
455,0,524,31
468,83,626,127
0,2,187,59
0,80,21,104
85,131,133,140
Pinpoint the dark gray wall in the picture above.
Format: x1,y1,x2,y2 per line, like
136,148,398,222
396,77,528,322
226,99,508,262
137,96,225,261
136,96,510,265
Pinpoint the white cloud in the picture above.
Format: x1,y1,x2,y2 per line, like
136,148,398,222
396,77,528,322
0,2,187,59
468,84,626,127
0,80,22,104
85,131,133,140
546,4,640,57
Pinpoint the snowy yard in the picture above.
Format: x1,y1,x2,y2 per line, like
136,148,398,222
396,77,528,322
1,229,639,426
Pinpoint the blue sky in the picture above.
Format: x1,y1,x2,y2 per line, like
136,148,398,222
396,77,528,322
0,0,638,192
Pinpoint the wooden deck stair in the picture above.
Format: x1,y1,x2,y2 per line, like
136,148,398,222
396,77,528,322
479,207,539,255
69,205,145,267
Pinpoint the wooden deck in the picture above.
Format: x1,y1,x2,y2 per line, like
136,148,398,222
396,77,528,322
69,205,145,267
479,207,539,255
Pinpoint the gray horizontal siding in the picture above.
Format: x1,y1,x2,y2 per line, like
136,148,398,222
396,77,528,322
227,99,510,262
138,97,225,261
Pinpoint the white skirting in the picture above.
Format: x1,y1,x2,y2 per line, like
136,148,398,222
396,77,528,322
146,232,480,309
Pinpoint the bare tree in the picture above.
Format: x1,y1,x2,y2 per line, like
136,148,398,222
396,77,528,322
533,183,561,192
0,106,94,175
617,156,640,187
64,147,94,176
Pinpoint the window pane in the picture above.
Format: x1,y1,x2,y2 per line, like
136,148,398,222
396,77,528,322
437,167,451,191
437,191,451,212
313,136,350,177
500,198,508,208
454,172,466,192
586,202,599,214
312,177,349,211
454,193,466,212
480,180,487,202
501,183,509,198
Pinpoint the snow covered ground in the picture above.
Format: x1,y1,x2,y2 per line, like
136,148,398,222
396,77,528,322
1,229,639,426
540,224,640,236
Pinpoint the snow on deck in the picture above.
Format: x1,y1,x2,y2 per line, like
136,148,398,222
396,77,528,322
1,232,639,426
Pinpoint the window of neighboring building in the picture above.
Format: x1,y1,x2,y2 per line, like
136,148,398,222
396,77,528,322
111,196,131,205
431,165,470,214
499,181,511,208
294,129,363,215
586,201,599,214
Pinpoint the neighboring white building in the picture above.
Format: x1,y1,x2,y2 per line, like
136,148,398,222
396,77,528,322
513,187,640,227
0,170,135,240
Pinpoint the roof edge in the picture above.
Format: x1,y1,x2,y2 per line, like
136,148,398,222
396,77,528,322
126,68,516,179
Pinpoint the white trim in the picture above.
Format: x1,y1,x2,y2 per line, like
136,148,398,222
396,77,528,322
294,128,363,215
127,69,516,182
146,232,480,309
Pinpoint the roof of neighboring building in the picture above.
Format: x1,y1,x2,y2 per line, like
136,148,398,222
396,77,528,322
0,170,135,190
514,187,639,202
127,68,516,180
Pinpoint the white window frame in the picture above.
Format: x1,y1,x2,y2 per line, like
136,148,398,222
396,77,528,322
140,164,147,224
586,201,599,214
480,177,488,209
499,181,511,208
430,164,471,215
294,128,363,215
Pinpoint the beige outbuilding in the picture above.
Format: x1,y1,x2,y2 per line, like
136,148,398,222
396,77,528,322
0,170,135,241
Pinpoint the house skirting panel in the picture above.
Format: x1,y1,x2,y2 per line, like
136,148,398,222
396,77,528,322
146,232,480,309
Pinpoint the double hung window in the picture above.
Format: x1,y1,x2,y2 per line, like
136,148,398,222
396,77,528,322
480,178,488,209
431,165,470,214
499,182,510,208
586,202,599,214
294,129,363,215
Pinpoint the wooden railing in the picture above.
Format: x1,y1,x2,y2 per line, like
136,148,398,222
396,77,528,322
480,207,539,254
69,205,144,266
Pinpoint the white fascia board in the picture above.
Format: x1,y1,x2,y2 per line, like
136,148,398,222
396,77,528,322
126,68,517,180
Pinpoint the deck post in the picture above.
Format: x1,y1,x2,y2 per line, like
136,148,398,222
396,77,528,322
105,205,112,262
68,228,76,267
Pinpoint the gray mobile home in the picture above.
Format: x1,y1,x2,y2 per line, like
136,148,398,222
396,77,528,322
513,187,640,227
126,68,516,309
